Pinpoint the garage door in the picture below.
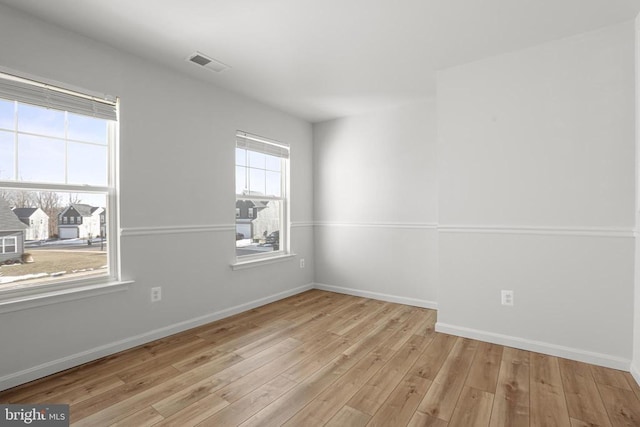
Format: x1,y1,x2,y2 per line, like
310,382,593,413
59,227,78,239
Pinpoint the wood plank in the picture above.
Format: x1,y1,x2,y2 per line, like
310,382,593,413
70,365,181,424
448,386,494,427
110,406,164,427
325,406,370,427
559,358,612,427
407,411,449,427
281,334,353,382
624,372,640,401
151,337,301,417
489,347,529,427
597,383,640,426
214,330,339,404
347,334,433,415
530,352,571,427
417,337,479,421
409,332,457,381
240,315,413,427
465,341,503,393
366,372,432,426
196,376,297,426
591,365,633,391
282,347,395,426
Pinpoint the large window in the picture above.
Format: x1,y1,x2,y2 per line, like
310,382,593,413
235,131,289,259
0,72,117,291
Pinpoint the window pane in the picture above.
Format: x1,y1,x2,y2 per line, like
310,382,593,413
0,99,14,130
4,238,16,253
0,131,14,180
236,148,246,166
235,199,281,256
236,166,247,195
265,154,281,172
0,190,108,288
17,103,65,138
249,150,265,169
67,113,107,144
266,171,281,197
67,142,107,186
249,168,265,195
18,135,65,183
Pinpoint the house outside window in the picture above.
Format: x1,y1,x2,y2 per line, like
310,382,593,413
235,131,289,259
0,71,119,295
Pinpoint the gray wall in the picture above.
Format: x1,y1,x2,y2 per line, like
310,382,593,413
0,5,314,390
313,100,438,307
436,21,635,368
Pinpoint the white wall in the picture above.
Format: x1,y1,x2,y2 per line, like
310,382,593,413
313,100,438,307
632,13,640,383
437,22,636,368
0,5,314,390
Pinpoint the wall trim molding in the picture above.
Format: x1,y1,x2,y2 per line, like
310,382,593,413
314,282,438,310
291,221,315,228
438,224,634,238
313,222,633,237
314,221,438,230
120,224,235,237
0,283,314,392
436,322,630,371
631,362,640,388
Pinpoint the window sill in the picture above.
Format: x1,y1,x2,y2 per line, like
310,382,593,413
231,253,296,270
0,279,133,314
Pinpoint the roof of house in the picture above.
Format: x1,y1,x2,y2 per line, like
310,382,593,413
0,199,28,231
12,207,38,218
66,204,102,217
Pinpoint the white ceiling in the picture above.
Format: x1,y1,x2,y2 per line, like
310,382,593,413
1,0,639,122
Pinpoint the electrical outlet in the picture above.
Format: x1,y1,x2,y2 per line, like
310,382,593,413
501,290,514,306
151,287,162,302
300,258,305,268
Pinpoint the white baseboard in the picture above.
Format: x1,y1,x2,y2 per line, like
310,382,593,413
631,362,640,387
0,283,314,392
314,283,437,310
436,322,630,371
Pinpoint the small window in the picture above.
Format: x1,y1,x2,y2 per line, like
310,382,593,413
235,208,240,218
77,216,81,224
62,217,67,224
0,236,17,254
235,131,289,259
70,217,75,224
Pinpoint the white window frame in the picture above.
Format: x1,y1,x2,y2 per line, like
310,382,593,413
0,71,130,313
0,236,17,254
233,131,291,267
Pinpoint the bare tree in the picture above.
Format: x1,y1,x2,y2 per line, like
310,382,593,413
68,193,83,205
0,189,12,206
12,190,33,208
0,189,32,208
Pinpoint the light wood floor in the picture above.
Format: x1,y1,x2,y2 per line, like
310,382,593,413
2,290,640,426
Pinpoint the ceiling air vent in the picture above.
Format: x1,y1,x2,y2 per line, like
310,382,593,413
186,52,230,73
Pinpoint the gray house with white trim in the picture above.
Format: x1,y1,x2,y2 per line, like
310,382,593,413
0,198,27,263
